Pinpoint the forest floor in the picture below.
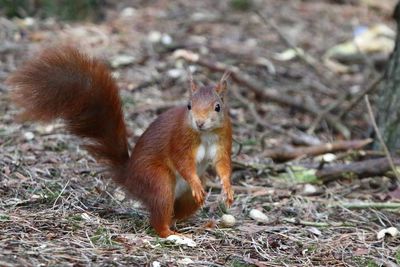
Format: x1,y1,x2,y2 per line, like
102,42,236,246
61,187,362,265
1,0,400,266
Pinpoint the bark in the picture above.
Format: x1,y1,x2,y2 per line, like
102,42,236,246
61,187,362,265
376,2,400,152
317,157,400,183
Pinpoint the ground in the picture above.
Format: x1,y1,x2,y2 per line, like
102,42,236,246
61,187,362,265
1,0,400,266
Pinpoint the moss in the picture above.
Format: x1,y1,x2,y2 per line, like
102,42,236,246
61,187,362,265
278,166,318,184
396,248,400,265
0,0,105,21
230,258,255,267
230,0,253,11
90,227,118,247
0,214,11,221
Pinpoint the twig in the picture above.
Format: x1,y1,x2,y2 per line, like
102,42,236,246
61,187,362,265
231,87,321,146
174,49,350,138
233,138,243,157
339,75,383,118
255,11,322,75
307,93,348,134
206,181,272,193
52,180,70,209
254,11,334,85
365,95,400,181
232,160,272,172
264,139,372,162
282,217,347,227
337,202,400,210
85,231,96,249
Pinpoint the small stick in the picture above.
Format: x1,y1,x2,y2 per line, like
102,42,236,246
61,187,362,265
364,95,400,181
85,231,96,249
233,138,243,157
282,218,347,227
264,139,372,162
339,75,383,118
254,11,334,85
232,160,277,172
307,93,348,134
337,202,400,210
52,180,70,209
206,181,272,193
255,11,323,74
231,87,321,146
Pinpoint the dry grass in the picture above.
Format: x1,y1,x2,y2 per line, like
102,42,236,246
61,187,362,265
1,119,400,266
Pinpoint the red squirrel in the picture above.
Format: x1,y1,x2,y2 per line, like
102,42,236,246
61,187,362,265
7,46,234,237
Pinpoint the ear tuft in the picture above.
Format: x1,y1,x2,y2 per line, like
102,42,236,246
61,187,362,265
188,69,198,95
216,70,231,95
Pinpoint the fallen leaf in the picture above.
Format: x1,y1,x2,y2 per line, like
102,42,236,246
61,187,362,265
202,219,217,229
377,227,399,239
110,55,136,68
274,48,303,61
165,235,197,247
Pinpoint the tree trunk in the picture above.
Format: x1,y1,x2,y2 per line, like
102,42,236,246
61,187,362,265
376,2,400,152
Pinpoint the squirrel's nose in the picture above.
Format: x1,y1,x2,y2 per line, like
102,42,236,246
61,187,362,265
196,121,205,129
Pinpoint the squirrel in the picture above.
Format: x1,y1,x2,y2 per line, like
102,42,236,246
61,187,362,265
7,46,234,237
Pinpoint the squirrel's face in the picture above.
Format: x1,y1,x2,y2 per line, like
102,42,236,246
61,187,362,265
187,72,230,132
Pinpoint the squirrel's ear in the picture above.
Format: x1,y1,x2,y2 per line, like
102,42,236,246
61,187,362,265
216,70,231,95
188,70,198,96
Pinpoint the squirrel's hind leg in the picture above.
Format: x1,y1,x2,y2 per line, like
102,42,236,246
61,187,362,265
149,201,175,238
139,168,176,238
173,189,201,221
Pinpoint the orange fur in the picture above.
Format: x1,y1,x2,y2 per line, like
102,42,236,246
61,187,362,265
174,189,201,220
7,47,233,237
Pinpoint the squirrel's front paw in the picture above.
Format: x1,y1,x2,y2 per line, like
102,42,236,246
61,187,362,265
191,183,205,205
224,188,234,208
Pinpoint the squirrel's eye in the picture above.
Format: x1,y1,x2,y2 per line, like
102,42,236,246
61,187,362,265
187,104,192,110
215,103,221,112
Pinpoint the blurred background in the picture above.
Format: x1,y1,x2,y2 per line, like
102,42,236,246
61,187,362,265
1,0,400,266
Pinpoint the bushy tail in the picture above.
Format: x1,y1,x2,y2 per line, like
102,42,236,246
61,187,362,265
7,46,130,173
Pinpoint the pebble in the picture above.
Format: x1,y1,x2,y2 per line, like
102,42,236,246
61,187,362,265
167,68,184,79
221,214,236,227
302,184,318,196
24,132,35,140
121,7,136,17
161,34,173,46
249,209,269,223
148,31,162,43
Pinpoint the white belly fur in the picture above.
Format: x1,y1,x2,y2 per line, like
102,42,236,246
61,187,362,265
174,133,219,198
